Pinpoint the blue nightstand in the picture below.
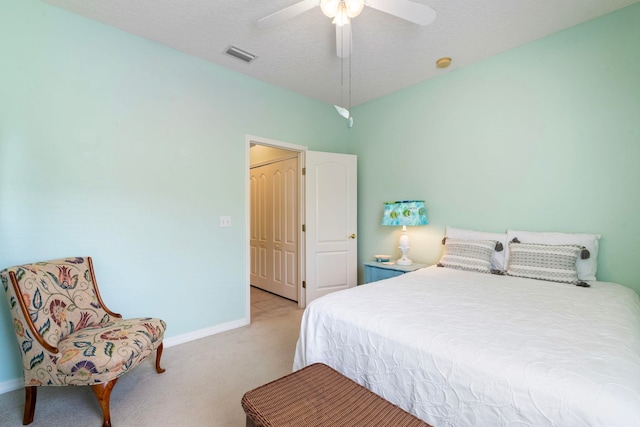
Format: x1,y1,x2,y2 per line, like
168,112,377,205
363,262,428,284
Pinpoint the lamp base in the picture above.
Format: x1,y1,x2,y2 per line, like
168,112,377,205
397,226,412,266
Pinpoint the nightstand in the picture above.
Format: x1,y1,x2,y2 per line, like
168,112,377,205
363,262,428,284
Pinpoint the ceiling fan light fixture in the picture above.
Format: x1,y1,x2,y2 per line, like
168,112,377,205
345,0,365,18
332,5,351,26
320,0,340,18
321,0,364,20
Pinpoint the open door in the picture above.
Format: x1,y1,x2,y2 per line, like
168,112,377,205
304,151,358,304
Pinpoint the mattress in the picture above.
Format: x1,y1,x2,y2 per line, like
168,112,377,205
293,266,640,427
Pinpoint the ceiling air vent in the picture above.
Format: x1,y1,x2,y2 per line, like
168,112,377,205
224,45,257,63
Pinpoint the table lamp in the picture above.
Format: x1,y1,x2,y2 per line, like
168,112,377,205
381,200,428,265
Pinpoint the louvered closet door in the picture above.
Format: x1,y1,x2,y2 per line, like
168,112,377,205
250,158,298,301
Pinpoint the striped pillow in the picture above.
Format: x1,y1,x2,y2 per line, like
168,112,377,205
437,238,495,274
507,242,581,284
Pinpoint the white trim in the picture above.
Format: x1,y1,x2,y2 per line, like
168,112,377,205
246,136,252,324
163,318,249,348
246,135,307,152
0,378,22,395
246,135,308,314
0,318,249,395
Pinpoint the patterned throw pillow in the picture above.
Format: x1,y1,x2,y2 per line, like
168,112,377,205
506,242,581,284
437,238,495,274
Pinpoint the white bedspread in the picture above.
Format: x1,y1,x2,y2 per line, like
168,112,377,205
293,266,640,426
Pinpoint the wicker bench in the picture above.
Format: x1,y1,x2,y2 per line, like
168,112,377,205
241,363,432,427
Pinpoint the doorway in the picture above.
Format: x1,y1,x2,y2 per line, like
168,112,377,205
245,135,358,323
249,145,300,302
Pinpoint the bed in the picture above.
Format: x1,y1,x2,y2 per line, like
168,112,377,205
293,234,640,426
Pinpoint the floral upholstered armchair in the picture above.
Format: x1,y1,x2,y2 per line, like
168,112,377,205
0,257,166,427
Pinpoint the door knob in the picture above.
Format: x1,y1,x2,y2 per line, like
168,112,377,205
349,234,356,239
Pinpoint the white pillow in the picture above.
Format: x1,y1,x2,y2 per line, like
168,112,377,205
507,242,581,284
445,226,507,272
505,230,601,281
438,238,495,274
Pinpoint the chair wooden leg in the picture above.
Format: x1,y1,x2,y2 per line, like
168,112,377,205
90,379,118,427
23,386,37,425
155,342,166,374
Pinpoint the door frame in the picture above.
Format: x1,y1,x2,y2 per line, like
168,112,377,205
246,135,307,321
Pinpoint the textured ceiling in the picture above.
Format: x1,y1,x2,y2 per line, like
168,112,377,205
43,0,639,106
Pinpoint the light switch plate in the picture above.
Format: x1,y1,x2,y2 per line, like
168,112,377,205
219,216,231,227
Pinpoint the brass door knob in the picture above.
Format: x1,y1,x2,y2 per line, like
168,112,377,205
349,233,357,239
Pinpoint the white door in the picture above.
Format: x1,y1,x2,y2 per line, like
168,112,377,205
250,158,299,301
249,167,269,290
304,151,357,304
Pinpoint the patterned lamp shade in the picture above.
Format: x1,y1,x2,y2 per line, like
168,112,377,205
381,200,428,227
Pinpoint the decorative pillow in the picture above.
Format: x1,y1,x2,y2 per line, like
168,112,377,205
506,242,581,284
437,238,495,274
445,226,507,272
505,230,600,281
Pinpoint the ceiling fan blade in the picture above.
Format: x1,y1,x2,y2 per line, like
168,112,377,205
336,23,352,58
366,0,436,26
257,0,320,29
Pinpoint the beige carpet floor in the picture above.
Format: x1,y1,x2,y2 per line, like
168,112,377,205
0,287,303,427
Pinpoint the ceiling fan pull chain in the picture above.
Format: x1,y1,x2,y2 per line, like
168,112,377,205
348,47,352,112
348,44,354,128
340,24,345,110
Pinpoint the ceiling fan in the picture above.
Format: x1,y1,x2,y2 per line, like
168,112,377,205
257,0,437,58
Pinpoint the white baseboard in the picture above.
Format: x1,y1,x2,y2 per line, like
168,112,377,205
0,317,250,395
0,378,22,395
163,317,249,348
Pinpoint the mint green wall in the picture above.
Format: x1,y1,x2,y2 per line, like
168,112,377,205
2,0,638,388
0,0,349,384
352,4,640,292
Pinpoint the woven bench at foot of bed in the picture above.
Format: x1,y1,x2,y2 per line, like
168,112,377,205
241,363,432,427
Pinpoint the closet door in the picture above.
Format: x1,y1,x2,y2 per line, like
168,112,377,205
250,168,269,290
250,158,298,301
269,157,298,300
